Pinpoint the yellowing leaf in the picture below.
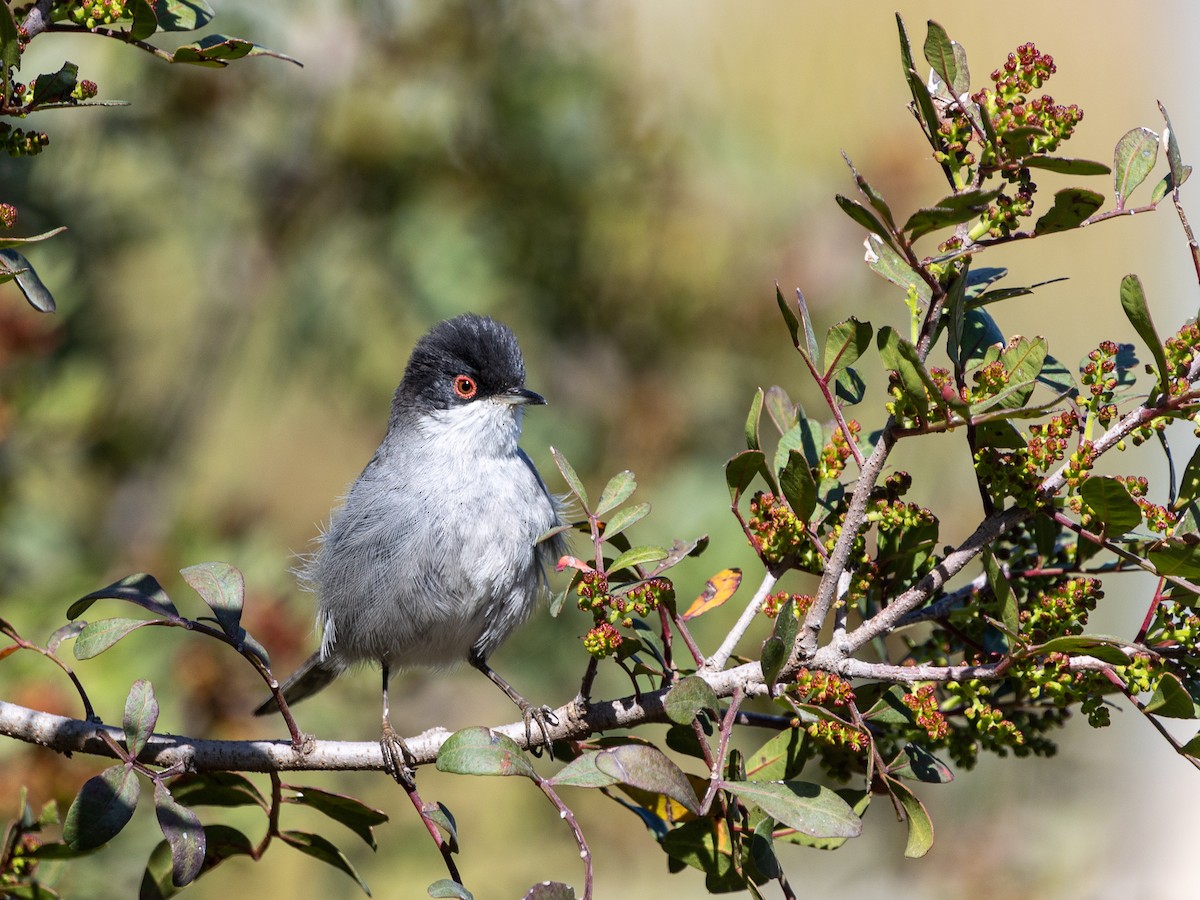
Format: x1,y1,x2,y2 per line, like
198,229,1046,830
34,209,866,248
682,568,742,620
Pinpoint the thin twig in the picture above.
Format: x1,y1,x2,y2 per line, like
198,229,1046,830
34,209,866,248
704,569,780,672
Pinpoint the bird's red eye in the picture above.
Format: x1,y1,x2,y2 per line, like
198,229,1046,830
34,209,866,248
453,375,477,399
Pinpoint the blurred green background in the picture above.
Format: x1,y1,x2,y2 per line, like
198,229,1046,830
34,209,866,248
1,1,1198,897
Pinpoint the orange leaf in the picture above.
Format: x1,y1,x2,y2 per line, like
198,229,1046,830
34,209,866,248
682,568,742,620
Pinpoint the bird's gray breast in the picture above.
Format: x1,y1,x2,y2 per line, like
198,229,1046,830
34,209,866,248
310,422,558,670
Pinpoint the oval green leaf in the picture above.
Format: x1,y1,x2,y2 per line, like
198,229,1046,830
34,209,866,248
595,470,637,518
722,780,862,839
153,782,205,888
664,675,719,725
181,562,245,640
74,618,156,660
435,727,536,779
124,679,159,758
593,744,700,814
64,765,141,851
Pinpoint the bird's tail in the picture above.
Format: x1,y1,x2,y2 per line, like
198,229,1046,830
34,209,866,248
253,652,346,716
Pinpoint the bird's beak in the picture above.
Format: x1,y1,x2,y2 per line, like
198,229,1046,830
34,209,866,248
501,387,546,406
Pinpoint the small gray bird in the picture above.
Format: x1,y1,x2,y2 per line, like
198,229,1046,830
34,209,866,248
255,314,565,779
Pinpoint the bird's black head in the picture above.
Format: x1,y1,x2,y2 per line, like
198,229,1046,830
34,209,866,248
392,314,543,418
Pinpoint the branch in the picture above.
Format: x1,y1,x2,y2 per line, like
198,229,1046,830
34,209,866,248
19,0,54,40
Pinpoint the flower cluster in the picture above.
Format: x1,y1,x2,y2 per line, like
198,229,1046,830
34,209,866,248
903,684,949,740
0,203,15,229
762,591,814,620
0,124,49,158
818,419,861,482
974,446,1043,509
1078,340,1123,424
1025,410,1077,469
974,44,1082,160
71,0,129,29
1118,475,1177,534
747,492,810,565
793,668,855,707
1021,577,1102,643
806,719,867,752
577,571,671,660
1162,318,1200,398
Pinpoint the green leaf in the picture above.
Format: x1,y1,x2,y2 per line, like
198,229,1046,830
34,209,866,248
124,679,159,758
1037,353,1077,396
180,562,244,640
69,573,178,620
960,307,1006,364
73,618,156,660
864,234,931,305
0,250,57,313
609,545,668,574
725,449,770,503
1080,476,1143,537
862,685,917,726
141,823,254,899
664,675,719,725
1149,537,1200,578
593,744,700,814
436,727,536,779
1150,165,1192,204
761,602,798,691
547,752,621,789
1113,127,1160,207
64,765,141,851
1144,672,1197,718
745,728,806,782
773,416,822,474
777,450,817,523
1033,188,1105,235
168,772,266,810
0,2,19,70
835,195,895,246
764,385,798,435
661,819,744,890
1119,274,1171,396
723,780,862,839
1160,101,1187,192
822,317,872,379
550,447,589,510
776,790,870,851
280,831,372,896
793,288,819,361
130,0,159,41
774,284,803,357
1174,443,1200,511
834,368,866,406
922,20,957,96
286,787,388,850
1026,635,1132,665
602,502,650,544
886,778,934,858
153,783,205,889
595,470,637,518
902,190,1000,241
169,34,301,67
152,0,214,31
31,63,80,107
745,387,764,451
1019,156,1110,176
428,880,473,899
844,153,900,232
888,744,954,784
983,550,1018,638
422,803,459,854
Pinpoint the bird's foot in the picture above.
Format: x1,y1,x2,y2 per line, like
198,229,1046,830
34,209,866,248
520,703,559,759
380,719,417,786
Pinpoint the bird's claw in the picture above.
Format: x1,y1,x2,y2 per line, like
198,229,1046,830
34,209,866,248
521,703,558,759
380,719,417,786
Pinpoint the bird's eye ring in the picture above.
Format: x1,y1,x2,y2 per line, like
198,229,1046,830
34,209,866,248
453,375,478,399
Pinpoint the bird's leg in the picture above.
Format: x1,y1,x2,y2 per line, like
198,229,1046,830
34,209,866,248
468,649,557,757
379,663,417,785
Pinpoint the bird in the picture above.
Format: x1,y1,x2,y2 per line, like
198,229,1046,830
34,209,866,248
255,313,566,781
